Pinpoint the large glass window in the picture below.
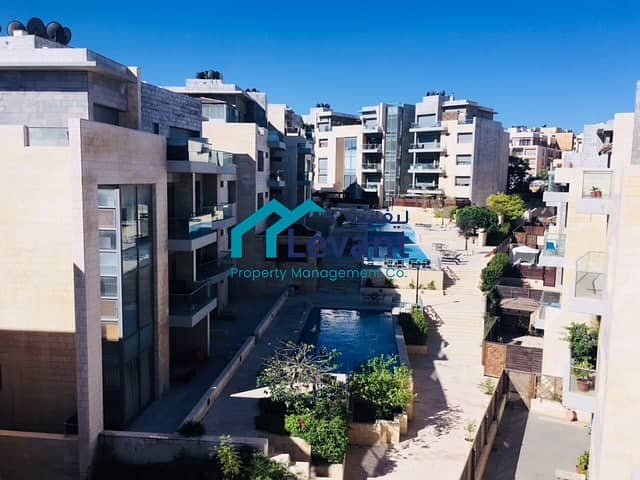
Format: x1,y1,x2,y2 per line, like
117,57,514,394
318,157,329,184
343,137,357,187
456,154,472,165
457,133,473,144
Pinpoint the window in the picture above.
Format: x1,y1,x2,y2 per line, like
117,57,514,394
457,133,473,144
220,181,224,188
455,176,471,186
416,114,436,126
152,123,160,134
343,137,357,187
318,157,329,184
319,138,328,148
519,139,531,146
202,103,226,121
257,192,264,209
456,155,472,165
258,151,264,171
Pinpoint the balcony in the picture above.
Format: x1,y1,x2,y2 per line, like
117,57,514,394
535,290,561,330
538,232,566,267
409,121,446,133
268,130,286,150
408,162,445,174
196,253,232,284
168,203,236,251
362,162,382,172
318,124,331,132
563,359,597,413
362,124,381,133
458,118,475,125
169,281,218,328
362,143,382,153
407,182,442,195
26,126,69,146
409,142,446,153
576,170,612,215
571,251,606,315
363,183,382,192
167,137,236,175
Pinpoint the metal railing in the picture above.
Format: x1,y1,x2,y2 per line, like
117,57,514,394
26,127,69,146
362,143,382,150
362,162,382,170
575,251,606,299
169,281,217,315
409,163,443,171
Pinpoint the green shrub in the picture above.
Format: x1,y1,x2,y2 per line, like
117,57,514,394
398,307,428,345
177,420,206,437
487,222,512,246
349,355,414,420
249,452,296,480
480,253,511,294
565,322,598,364
577,450,589,474
479,378,495,395
215,435,241,479
285,411,349,465
426,280,436,290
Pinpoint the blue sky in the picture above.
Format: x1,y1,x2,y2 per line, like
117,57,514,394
3,1,640,131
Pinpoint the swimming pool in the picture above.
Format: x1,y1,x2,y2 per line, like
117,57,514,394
300,308,398,372
367,223,429,262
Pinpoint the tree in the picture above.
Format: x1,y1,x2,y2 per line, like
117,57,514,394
480,253,511,294
455,206,498,249
257,342,339,408
507,156,530,194
487,193,525,222
434,206,457,226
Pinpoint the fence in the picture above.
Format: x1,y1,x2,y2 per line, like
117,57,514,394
482,340,543,378
459,372,509,480
392,197,468,208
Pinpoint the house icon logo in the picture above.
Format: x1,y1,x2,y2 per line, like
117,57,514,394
230,199,325,258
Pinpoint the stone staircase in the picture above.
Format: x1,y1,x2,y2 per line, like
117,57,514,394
271,453,310,479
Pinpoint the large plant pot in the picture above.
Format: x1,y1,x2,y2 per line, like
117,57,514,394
577,378,593,392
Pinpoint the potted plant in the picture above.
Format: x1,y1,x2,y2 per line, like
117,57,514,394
576,449,589,475
590,186,602,198
573,358,594,392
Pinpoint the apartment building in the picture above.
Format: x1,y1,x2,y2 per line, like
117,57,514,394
536,84,640,478
0,31,237,479
267,104,314,209
305,93,508,206
508,126,567,175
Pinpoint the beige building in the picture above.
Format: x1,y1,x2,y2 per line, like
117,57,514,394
537,83,640,478
305,93,509,206
508,126,567,175
0,32,235,479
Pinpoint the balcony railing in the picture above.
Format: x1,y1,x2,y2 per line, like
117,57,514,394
199,203,235,221
458,118,475,125
196,253,232,281
268,130,286,149
411,181,438,189
409,142,445,151
410,121,443,129
543,232,566,256
167,137,234,166
362,124,381,132
568,360,596,397
581,171,612,198
362,163,382,171
318,124,331,132
169,281,216,315
363,183,381,191
26,127,69,146
362,143,382,151
409,163,443,172
169,204,235,240
575,251,606,299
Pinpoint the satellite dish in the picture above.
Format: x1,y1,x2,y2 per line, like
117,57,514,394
26,17,46,37
46,22,64,43
7,21,26,35
62,26,72,45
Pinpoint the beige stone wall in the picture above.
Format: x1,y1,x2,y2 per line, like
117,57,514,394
0,430,79,480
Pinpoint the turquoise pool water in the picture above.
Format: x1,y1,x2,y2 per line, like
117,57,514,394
367,223,429,262
301,308,398,372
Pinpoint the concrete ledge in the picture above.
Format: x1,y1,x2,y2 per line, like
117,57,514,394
255,288,289,340
348,414,407,446
268,434,311,462
100,430,268,463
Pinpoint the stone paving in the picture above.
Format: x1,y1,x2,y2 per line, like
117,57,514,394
345,207,493,479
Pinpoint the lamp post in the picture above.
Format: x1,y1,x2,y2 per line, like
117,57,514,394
415,264,420,306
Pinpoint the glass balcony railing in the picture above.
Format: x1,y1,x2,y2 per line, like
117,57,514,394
543,232,566,256
362,143,382,151
581,171,612,198
410,121,443,129
268,130,285,148
169,281,216,315
362,123,380,131
409,142,444,151
26,127,69,146
318,125,331,132
575,252,606,299
409,162,443,172
196,253,232,281
411,182,438,190
363,183,381,191
458,118,475,125
167,137,235,166
169,204,235,240
568,360,596,396
362,163,382,170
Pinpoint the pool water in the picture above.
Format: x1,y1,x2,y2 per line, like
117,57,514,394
367,224,428,262
301,308,398,372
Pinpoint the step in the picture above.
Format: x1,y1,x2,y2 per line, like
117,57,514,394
289,461,310,479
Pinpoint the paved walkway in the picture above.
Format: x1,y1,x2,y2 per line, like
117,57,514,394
345,207,493,479
201,297,309,437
